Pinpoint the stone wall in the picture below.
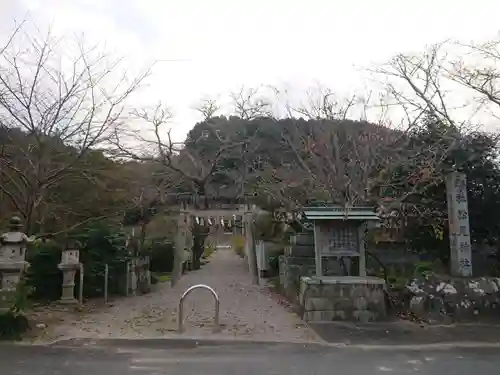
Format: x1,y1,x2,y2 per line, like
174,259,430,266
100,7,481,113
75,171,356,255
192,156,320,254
403,275,500,323
366,246,419,277
366,242,498,277
299,276,387,322
279,232,316,302
279,256,315,302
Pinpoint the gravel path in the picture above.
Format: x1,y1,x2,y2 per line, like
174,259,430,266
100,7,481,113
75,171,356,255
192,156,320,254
37,248,319,343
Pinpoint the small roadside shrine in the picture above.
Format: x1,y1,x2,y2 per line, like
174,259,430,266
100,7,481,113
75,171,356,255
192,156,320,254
299,205,387,322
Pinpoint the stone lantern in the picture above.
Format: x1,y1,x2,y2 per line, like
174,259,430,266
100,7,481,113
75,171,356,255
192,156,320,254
58,240,80,304
0,216,30,312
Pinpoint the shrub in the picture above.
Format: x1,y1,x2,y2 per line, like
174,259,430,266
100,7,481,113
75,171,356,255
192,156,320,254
73,222,130,298
26,220,131,301
0,277,32,340
0,311,29,340
203,244,215,258
149,240,175,273
231,236,245,258
26,240,63,301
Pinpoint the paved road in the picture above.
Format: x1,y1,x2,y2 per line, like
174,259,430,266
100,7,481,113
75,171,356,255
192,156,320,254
2,340,500,375
308,321,500,345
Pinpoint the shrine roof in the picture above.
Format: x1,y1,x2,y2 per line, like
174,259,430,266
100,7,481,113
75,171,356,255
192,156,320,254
302,206,380,221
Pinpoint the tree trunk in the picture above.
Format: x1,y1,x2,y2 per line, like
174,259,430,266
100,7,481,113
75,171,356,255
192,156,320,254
24,202,34,236
192,250,202,270
193,231,207,270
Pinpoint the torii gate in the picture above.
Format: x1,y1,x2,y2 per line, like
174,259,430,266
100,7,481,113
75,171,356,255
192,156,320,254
171,195,258,286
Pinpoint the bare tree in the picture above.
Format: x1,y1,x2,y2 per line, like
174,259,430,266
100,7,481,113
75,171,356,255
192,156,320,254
356,37,500,229
114,100,250,202
449,38,500,119
0,25,149,233
374,44,456,126
112,96,269,273
245,84,396,212
294,84,358,121
363,44,472,217
195,98,220,121
230,86,273,120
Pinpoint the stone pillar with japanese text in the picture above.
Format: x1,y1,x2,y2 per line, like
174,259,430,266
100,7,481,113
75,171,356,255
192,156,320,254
446,171,472,276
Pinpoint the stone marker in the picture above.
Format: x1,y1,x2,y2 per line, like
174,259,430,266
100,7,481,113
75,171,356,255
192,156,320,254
58,241,80,304
446,171,472,277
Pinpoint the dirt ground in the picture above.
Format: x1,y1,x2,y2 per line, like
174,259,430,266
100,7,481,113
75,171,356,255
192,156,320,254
27,248,319,344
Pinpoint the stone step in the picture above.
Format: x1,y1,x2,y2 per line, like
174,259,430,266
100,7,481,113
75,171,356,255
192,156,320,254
290,233,314,246
285,245,314,257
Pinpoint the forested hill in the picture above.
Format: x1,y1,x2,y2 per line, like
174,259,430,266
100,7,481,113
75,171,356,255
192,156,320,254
0,125,142,233
178,116,400,206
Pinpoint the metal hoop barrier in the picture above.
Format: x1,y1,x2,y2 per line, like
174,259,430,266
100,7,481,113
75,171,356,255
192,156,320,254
178,284,220,333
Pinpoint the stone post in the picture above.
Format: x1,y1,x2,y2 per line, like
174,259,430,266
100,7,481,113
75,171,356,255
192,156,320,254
0,216,30,312
446,171,472,276
126,231,139,295
172,206,189,286
244,209,259,285
58,242,80,304
185,216,193,270
136,255,151,294
357,222,367,277
129,258,138,296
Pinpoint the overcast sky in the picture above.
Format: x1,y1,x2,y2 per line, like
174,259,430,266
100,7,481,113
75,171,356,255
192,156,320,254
2,0,500,139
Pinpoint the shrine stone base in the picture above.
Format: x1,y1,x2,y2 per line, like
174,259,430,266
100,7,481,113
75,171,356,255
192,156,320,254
299,276,387,322
279,256,346,303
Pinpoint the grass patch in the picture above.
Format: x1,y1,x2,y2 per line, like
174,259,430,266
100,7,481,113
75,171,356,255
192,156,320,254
231,236,245,258
157,273,171,282
203,244,215,259
152,272,171,284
